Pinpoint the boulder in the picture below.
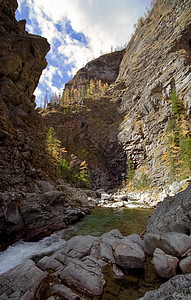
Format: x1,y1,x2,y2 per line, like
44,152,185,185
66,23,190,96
37,256,62,271
59,258,105,297
61,235,100,259
146,184,191,235
153,248,179,278
112,264,125,279
179,256,191,274
101,229,123,247
51,284,81,300
113,240,145,269
139,273,191,300
144,232,191,256
0,259,47,299
122,233,145,250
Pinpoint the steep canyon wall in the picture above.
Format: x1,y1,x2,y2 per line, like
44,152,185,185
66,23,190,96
114,0,191,185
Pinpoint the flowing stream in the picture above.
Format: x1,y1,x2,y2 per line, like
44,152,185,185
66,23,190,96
0,207,153,275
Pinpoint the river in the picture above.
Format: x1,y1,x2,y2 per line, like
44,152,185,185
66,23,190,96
0,207,153,275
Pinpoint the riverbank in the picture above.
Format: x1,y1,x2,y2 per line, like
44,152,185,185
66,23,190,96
0,184,191,299
97,177,191,209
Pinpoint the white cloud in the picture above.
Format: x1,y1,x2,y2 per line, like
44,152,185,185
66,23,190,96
17,0,151,102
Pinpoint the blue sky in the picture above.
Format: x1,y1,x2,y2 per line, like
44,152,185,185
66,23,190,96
16,0,152,107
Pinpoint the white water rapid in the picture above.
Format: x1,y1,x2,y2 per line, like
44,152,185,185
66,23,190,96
0,231,67,274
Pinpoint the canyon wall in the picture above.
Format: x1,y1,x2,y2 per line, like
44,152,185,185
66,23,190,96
44,0,191,189
0,0,56,193
114,0,191,186
0,0,92,245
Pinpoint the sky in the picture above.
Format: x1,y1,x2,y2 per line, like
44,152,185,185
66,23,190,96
16,0,152,107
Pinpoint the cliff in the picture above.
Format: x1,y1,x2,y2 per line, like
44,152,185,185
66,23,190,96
0,0,92,245
115,0,191,186
65,49,125,90
0,0,53,192
42,50,127,189
43,0,191,190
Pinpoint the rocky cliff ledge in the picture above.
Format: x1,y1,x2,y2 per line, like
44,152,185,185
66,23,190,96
0,0,92,245
65,49,125,90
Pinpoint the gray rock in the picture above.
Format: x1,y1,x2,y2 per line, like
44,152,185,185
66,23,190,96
37,181,56,193
61,235,100,259
160,232,191,257
139,273,191,300
59,258,105,297
122,233,145,250
37,256,62,271
101,229,123,247
146,184,191,235
0,259,47,299
144,232,191,256
144,233,162,255
100,242,115,263
153,248,179,278
112,264,125,279
179,256,191,274
113,240,145,269
52,284,81,299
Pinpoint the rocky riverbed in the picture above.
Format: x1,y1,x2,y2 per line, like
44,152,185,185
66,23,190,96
0,184,191,299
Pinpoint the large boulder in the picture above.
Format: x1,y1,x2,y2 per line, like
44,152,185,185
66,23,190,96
0,259,47,299
113,239,145,269
144,232,191,256
139,273,191,300
153,248,179,278
59,258,105,297
179,256,191,274
145,184,191,235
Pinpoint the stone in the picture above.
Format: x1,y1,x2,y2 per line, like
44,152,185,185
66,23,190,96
100,242,115,263
101,193,111,200
160,232,191,257
179,256,191,274
37,181,56,193
139,273,191,300
122,233,145,250
113,240,145,269
112,264,125,279
146,184,191,235
144,233,163,255
153,248,179,278
59,258,105,297
37,256,62,271
52,284,81,300
61,235,100,259
0,259,47,299
101,229,123,247
145,231,191,257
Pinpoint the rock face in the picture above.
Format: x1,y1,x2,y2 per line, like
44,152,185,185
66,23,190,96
43,0,191,190
0,0,55,193
42,98,127,189
114,0,191,185
0,1,93,244
65,49,125,90
145,183,191,236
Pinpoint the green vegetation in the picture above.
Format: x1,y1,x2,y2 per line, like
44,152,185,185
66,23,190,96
134,173,152,190
42,78,109,112
171,89,181,115
163,90,191,181
46,127,91,187
126,157,135,184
